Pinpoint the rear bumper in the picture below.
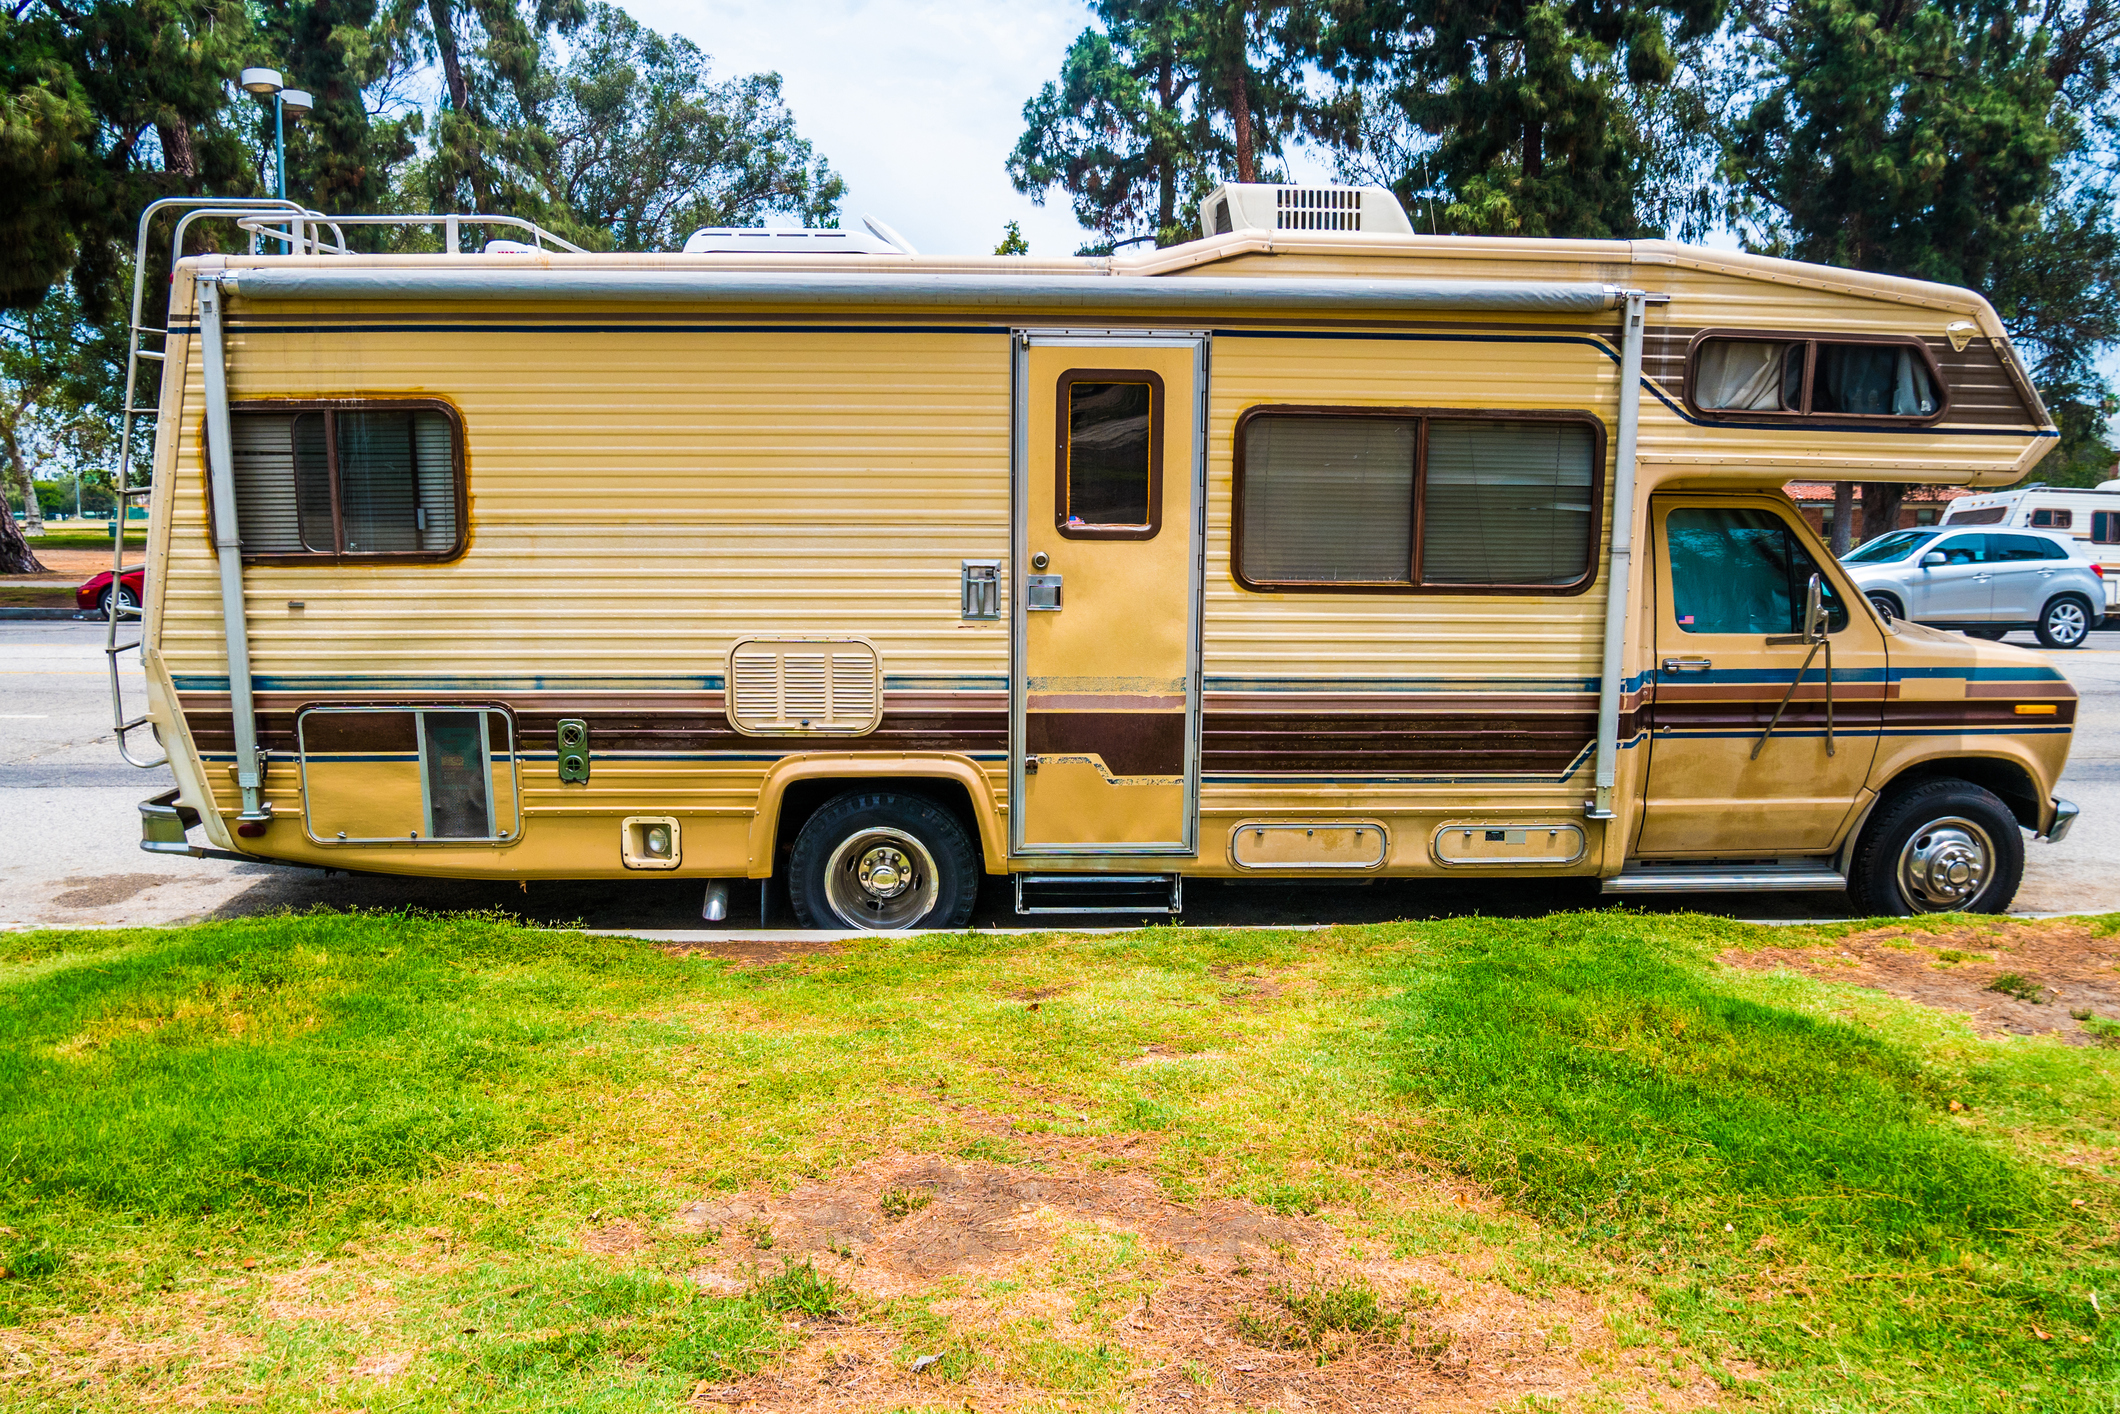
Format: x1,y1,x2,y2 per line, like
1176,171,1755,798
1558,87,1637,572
139,787,259,864
2046,797,2080,843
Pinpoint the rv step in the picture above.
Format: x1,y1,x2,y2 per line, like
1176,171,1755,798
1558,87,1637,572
1015,873,1182,916
1601,866,1846,895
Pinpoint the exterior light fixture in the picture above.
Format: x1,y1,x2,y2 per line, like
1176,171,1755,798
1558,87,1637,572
239,67,308,205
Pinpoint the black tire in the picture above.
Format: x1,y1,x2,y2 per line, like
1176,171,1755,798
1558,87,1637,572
1867,592,1901,624
1847,779,2023,916
2035,594,2091,650
787,790,979,931
98,584,138,613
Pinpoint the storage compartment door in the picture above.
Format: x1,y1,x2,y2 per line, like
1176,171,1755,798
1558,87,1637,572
298,706,520,844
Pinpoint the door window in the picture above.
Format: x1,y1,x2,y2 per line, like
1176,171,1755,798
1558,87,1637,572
1931,535,1990,565
1991,533,2070,562
1668,507,1848,635
1056,371,1161,539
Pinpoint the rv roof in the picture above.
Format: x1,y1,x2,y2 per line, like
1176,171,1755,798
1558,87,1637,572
681,227,902,256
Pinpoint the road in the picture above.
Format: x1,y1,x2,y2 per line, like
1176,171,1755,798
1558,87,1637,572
3,618,2115,931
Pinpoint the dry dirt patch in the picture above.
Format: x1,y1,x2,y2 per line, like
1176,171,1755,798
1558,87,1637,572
657,939,849,968
50,873,170,910
657,1154,1725,1412
1723,919,2120,1042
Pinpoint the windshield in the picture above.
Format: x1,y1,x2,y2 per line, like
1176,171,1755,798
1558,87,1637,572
1842,528,1942,564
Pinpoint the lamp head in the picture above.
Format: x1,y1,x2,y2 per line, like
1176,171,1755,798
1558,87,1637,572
239,67,284,95
280,89,313,118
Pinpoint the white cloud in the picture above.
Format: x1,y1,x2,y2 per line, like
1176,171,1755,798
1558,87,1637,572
619,0,1104,256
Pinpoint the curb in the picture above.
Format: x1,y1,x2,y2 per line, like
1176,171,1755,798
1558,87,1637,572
0,608,92,621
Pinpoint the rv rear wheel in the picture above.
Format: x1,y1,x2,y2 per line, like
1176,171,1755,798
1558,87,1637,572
788,790,979,931
1846,779,2022,917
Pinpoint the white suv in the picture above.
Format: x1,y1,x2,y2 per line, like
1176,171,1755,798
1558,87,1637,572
1840,527,2105,648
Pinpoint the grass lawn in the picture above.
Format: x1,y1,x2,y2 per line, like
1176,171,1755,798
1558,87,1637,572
23,530,146,553
0,586,77,609
0,910,2114,1411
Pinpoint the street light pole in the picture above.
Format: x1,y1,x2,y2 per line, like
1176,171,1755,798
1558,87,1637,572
238,68,311,246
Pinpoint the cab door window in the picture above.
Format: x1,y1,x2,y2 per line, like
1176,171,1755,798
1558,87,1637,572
1667,507,1848,635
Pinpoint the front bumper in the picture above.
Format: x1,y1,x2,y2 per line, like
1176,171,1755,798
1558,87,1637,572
2046,797,2080,843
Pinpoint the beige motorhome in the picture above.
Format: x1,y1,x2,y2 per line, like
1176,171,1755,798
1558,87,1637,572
118,185,2077,926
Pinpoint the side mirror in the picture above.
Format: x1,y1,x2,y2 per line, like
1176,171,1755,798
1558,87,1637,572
1921,551,1947,567
1804,572,1828,643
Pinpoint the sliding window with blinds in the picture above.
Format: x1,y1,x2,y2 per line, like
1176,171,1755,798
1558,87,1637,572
1234,409,1603,594
225,401,465,562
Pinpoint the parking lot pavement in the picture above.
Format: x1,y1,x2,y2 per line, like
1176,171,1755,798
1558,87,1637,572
3,619,2115,932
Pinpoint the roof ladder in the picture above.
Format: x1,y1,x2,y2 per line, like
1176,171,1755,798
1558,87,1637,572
106,197,312,771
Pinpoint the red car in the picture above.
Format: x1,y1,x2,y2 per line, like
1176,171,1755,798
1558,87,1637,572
77,566,144,613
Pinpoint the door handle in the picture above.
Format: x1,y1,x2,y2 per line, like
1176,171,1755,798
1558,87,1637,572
1661,657,1712,673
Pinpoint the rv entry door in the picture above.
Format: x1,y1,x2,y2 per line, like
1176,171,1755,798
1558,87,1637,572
1012,334,1205,856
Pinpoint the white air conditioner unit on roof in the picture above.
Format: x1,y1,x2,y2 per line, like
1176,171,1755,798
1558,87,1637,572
1197,183,1414,240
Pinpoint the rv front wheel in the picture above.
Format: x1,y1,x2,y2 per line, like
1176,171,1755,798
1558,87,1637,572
788,791,979,931
1846,779,2022,917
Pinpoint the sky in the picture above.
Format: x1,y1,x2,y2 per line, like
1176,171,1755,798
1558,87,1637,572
619,0,1346,257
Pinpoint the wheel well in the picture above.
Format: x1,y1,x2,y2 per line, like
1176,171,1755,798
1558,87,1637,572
770,776,989,872
1877,757,2044,832
1865,588,1904,615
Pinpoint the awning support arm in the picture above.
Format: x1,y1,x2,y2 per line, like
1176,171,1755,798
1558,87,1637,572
197,275,270,823
1589,289,1652,821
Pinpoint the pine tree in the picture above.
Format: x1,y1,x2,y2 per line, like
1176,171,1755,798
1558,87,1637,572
1725,0,2120,488
1316,0,1724,238
1008,0,1309,251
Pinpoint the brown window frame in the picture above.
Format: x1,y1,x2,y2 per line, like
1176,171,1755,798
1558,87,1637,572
207,397,469,565
2030,507,2073,529
1231,405,1607,597
1683,329,1950,426
2094,511,2120,545
1054,368,1164,541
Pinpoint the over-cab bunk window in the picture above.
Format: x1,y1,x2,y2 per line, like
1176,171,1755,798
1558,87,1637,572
1689,335,1943,420
1234,409,1602,594
226,401,465,561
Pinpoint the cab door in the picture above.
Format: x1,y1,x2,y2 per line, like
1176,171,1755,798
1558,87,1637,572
1911,533,1993,620
1639,497,1884,855
1011,335,1204,855
1987,533,2063,621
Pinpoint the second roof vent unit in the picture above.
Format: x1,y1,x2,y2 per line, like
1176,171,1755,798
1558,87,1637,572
1198,183,1415,240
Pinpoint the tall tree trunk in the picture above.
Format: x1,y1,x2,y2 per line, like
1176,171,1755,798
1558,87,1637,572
1830,482,1856,554
1523,118,1543,179
1156,58,1176,238
1860,482,1907,541
0,427,48,574
1230,61,1254,183
156,119,198,181
429,0,470,112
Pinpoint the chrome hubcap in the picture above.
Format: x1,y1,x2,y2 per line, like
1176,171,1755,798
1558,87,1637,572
2048,602,2086,642
823,827,939,930
857,846,911,897
1897,816,1993,910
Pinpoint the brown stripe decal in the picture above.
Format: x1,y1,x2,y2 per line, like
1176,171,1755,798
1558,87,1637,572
1028,712,1185,777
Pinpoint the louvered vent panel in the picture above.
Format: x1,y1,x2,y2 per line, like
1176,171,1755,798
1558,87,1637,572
1275,187,1362,231
726,638,881,734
